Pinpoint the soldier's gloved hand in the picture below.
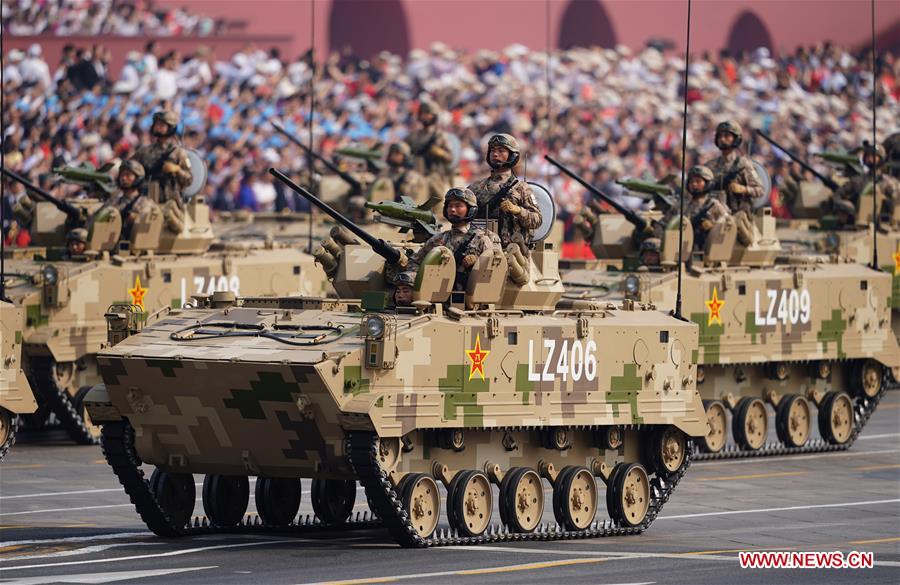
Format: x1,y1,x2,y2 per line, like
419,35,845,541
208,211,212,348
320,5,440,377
728,182,748,195
499,200,521,215
162,161,181,175
461,254,477,269
396,254,409,269
700,218,715,232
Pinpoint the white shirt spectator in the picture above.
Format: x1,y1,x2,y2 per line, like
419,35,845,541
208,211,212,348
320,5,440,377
155,67,178,100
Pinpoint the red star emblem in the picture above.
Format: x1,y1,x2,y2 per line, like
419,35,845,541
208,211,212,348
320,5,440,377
466,334,490,381
892,246,900,276
128,275,148,310
705,286,724,327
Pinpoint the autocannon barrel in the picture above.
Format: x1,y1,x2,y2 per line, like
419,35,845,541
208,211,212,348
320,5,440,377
270,122,363,193
2,167,83,222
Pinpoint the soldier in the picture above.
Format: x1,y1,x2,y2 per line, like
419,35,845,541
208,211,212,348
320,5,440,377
705,121,764,244
406,98,455,211
392,271,415,307
132,110,192,206
369,142,428,205
467,134,542,256
833,143,899,225
638,237,662,268
66,227,88,257
408,188,494,291
657,166,730,250
109,160,152,240
882,132,900,180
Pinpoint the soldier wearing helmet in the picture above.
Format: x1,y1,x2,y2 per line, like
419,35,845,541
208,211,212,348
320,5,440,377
66,227,89,257
832,142,899,226
638,238,662,268
110,159,154,240
657,165,730,250
467,134,542,256
705,120,764,215
132,109,193,206
884,133,900,180
407,188,495,291
405,98,457,210
369,142,428,205
392,271,416,307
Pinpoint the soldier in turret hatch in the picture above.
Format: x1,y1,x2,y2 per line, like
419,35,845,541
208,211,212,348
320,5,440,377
392,271,416,307
656,166,729,250
406,98,455,211
109,159,152,240
370,142,428,205
705,121,763,245
132,110,192,206
832,143,898,225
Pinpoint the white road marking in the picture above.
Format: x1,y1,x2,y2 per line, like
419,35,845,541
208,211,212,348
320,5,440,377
0,488,125,500
440,545,737,562
0,542,164,563
0,532,151,548
2,565,216,584
657,498,900,520
855,433,900,441
2,539,310,571
0,504,135,516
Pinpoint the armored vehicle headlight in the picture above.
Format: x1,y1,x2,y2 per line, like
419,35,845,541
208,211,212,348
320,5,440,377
42,265,58,285
624,275,640,296
365,315,386,339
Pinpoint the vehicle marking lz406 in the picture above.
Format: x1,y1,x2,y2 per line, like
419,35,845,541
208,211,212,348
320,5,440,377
527,339,597,382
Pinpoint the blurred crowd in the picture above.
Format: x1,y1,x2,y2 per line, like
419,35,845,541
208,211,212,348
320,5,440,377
2,37,899,243
1,0,226,36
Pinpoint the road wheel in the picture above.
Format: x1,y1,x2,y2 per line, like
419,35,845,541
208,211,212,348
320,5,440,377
149,468,195,529
732,397,768,451
818,391,854,445
447,470,492,537
552,466,597,531
647,426,687,477
853,360,883,399
500,468,543,533
202,474,249,527
398,473,439,539
775,395,811,448
311,479,356,524
255,477,302,527
607,462,650,527
0,407,19,462
699,400,727,453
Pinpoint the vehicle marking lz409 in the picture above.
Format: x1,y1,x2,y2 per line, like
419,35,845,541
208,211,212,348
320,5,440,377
754,288,811,326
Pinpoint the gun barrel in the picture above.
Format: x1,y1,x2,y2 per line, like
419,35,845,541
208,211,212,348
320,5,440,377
269,168,401,265
545,155,649,231
756,130,839,191
271,122,363,193
2,167,82,221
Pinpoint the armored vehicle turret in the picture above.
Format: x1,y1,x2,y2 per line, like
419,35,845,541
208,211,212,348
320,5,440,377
84,169,708,547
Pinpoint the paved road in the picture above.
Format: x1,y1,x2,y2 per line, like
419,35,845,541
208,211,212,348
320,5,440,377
1,393,898,585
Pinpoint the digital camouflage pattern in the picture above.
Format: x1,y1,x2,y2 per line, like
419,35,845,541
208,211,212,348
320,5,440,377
0,300,37,459
131,142,192,205
408,224,494,273
704,150,765,214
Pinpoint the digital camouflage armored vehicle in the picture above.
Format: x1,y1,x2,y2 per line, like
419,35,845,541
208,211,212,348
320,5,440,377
85,170,707,547
0,300,37,460
2,171,331,445
556,159,899,460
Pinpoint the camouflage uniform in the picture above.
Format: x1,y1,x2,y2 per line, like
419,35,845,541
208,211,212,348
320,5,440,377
406,101,455,210
705,150,764,214
132,111,192,205
407,223,493,287
468,171,541,255
833,170,899,223
658,166,730,249
371,143,428,205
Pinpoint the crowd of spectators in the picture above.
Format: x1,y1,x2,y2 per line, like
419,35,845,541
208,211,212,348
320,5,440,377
2,36,899,245
1,0,226,36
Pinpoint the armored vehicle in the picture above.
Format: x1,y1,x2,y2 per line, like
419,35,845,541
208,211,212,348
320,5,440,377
2,171,331,445
85,170,707,547
555,159,899,459
0,300,37,460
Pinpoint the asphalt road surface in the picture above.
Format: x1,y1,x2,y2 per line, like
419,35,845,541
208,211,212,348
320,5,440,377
1,392,898,585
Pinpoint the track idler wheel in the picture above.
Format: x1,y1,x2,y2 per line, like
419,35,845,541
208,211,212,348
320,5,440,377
149,468,196,530
202,474,249,527
852,360,883,399
0,407,19,462
647,426,687,477
732,397,768,451
606,462,650,527
818,391,854,445
699,400,727,453
255,477,302,527
552,466,597,531
447,470,492,537
397,473,439,539
775,395,811,448
310,479,356,524
499,467,543,533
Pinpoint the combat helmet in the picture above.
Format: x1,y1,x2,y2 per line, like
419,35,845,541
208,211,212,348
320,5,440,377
486,133,521,169
67,227,89,243
443,187,478,223
393,271,416,287
388,142,412,167
860,142,886,167
687,165,714,195
715,120,743,149
151,110,179,138
417,98,439,125
638,237,662,266
117,159,145,189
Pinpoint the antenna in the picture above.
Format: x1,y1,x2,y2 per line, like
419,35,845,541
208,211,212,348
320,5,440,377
306,0,317,254
870,0,878,269
544,0,551,186
674,0,693,320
